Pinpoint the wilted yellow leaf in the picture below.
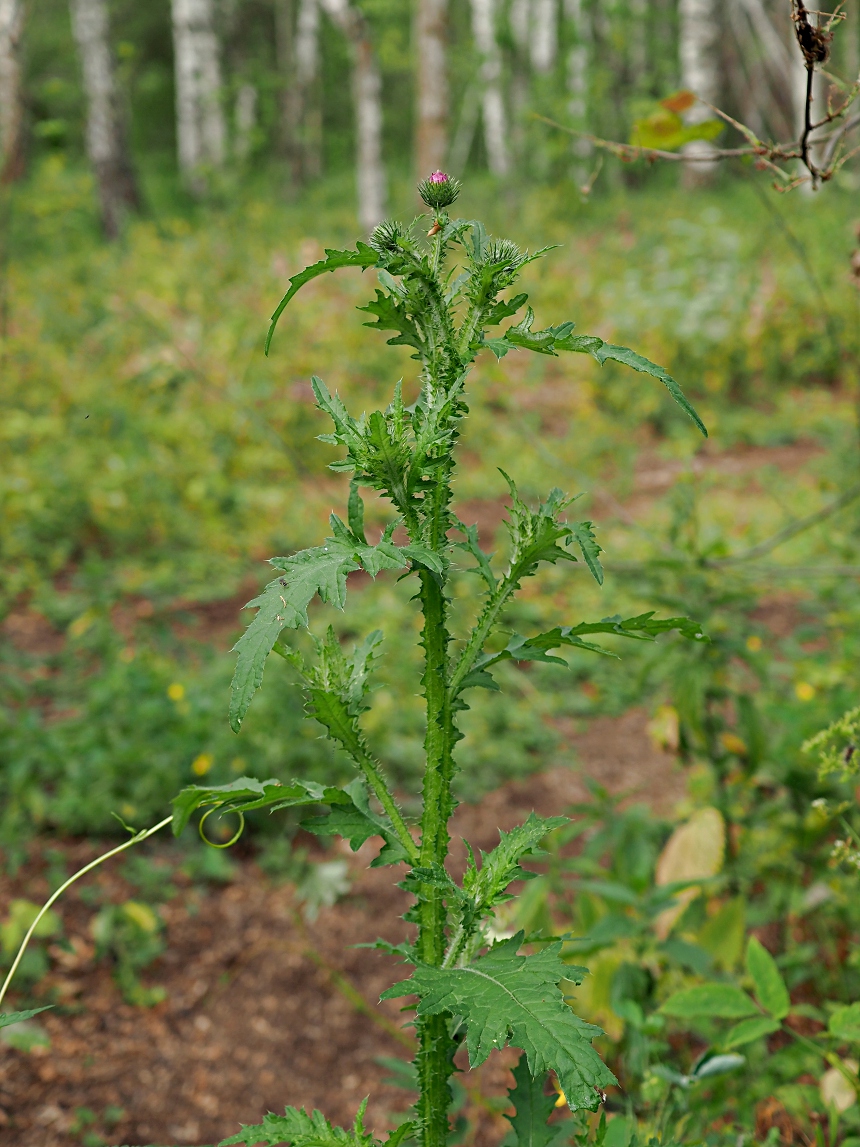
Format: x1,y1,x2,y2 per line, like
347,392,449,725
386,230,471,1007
820,1061,858,1112
647,704,680,754
653,807,725,939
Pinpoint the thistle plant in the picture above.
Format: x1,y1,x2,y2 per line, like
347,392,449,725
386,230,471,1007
172,175,709,1147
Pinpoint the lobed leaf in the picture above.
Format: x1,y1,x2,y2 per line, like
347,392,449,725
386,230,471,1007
220,1100,378,1147
591,343,707,437
505,1053,567,1147
229,522,442,731
265,245,378,355
463,814,568,916
0,1007,53,1030
383,935,616,1112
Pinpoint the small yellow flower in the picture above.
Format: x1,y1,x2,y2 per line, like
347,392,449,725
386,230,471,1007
167,683,185,701
795,681,816,702
191,753,214,776
554,1088,567,1108
230,756,247,774
721,732,748,757
746,635,762,652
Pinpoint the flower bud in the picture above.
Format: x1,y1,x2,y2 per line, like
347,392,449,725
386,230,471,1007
417,171,461,211
369,219,408,256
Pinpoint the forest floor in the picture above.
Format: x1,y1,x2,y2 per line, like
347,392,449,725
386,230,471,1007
0,709,684,1147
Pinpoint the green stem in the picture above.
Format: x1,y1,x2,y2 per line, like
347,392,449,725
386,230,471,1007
416,565,458,1147
0,815,174,1011
448,574,517,699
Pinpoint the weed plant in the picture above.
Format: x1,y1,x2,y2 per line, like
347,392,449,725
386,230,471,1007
164,172,711,1147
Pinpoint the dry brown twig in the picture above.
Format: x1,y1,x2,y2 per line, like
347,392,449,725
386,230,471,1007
539,1,859,192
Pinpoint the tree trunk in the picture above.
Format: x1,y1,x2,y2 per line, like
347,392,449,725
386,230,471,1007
679,0,721,186
469,0,509,175
530,0,558,74
319,0,385,231
0,0,24,183
564,0,592,172
170,0,226,193
415,0,448,176
69,0,140,236
277,0,321,184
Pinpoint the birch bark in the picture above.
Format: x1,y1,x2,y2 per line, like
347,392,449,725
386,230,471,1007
69,0,140,235
530,0,558,74
170,0,226,191
0,0,23,182
319,0,385,230
564,0,592,167
679,0,721,185
415,0,448,175
469,0,509,175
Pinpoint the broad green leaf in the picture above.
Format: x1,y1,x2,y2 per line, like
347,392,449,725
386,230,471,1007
383,935,616,1112
229,521,441,731
220,1100,376,1147
697,897,746,972
505,1053,564,1147
591,343,707,438
659,984,759,1019
0,1007,53,1030
722,1016,781,1049
746,937,790,1019
265,244,378,355
829,1003,860,1042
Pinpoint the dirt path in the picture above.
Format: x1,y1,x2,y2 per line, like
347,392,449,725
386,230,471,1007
0,711,682,1147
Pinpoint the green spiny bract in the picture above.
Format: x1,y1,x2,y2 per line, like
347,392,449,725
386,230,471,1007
174,179,709,1147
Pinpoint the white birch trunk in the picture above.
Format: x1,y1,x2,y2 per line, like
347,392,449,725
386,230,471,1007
69,0,139,235
293,0,322,178
170,0,226,190
319,0,385,231
0,0,23,182
679,0,721,185
470,0,509,175
564,0,592,167
415,0,448,175
530,0,558,74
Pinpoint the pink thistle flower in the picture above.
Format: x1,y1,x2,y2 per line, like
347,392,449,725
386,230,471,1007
429,171,449,183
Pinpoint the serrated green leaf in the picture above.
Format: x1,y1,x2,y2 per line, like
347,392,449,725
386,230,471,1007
265,244,378,355
659,984,759,1018
505,1054,563,1147
568,522,603,585
0,1007,53,1030
745,937,790,1019
220,1101,376,1147
302,777,410,864
382,935,616,1112
722,1016,781,1049
171,775,353,837
230,524,441,731
591,343,707,438
463,814,568,917
829,1003,860,1041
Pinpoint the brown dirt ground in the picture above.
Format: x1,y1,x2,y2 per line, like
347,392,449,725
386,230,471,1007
0,711,684,1147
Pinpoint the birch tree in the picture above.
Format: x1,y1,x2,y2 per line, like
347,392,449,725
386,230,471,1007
277,0,321,183
319,0,385,231
415,0,448,175
170,0,226,192
0,0,23,182
679,0,721,185
69,0,140,236
469,0,509,175
530,0,559,74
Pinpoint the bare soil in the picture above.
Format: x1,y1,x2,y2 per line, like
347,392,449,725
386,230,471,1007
0,711,683,1147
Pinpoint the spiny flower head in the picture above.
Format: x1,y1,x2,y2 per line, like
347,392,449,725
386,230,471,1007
369,219,411,256
418,171,461,211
